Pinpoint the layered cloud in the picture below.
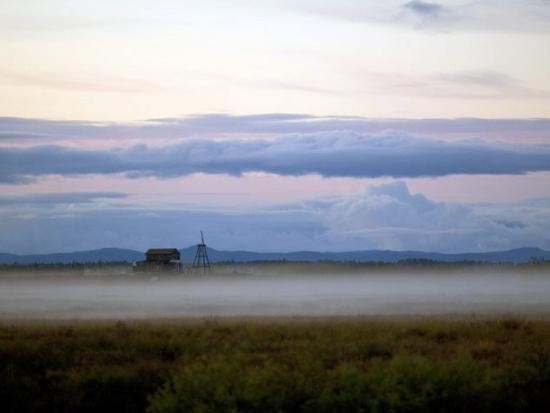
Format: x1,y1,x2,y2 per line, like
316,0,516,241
0,192,128,205
1,182,548,254
2,114,550,143
1,131,550,183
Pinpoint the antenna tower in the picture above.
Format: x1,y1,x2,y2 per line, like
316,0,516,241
192,231,211,271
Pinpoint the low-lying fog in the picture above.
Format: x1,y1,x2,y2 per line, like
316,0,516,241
1,269,550,319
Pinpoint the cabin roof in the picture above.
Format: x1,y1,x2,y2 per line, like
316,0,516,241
146,248,179,255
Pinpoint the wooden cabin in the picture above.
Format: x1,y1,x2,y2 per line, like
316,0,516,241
133,248,182,272
145,248,180,263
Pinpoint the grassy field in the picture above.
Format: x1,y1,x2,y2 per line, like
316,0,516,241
2,317,550,412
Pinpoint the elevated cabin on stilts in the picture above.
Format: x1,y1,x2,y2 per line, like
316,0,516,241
133,248,183,272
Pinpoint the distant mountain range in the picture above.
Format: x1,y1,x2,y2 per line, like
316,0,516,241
1,246,550,264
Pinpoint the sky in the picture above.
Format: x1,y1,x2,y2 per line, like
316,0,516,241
1,0,550,254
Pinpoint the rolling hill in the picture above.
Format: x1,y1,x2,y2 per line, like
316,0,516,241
1,246,549,264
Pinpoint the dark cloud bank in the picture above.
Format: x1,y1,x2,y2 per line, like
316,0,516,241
1,131,550,183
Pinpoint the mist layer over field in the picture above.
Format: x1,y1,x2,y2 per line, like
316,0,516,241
1,267,549,319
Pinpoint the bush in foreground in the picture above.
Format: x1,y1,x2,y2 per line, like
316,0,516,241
1,318,550,412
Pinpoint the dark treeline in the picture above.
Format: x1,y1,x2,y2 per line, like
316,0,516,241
0,261,132,274
1,259,550,274
220,258,550,274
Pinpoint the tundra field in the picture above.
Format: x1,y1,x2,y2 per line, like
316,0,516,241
3,317,550,413
2,262,550,412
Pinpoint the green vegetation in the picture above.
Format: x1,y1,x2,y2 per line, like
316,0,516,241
2,318,550,412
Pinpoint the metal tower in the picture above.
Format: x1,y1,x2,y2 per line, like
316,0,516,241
192,231,211,271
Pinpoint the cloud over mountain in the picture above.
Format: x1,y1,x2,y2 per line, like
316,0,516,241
1,182,548,254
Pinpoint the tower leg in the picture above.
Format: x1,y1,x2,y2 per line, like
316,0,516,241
192,244,211,271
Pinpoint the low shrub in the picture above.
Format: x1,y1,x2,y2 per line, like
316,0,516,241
1,319,550,412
